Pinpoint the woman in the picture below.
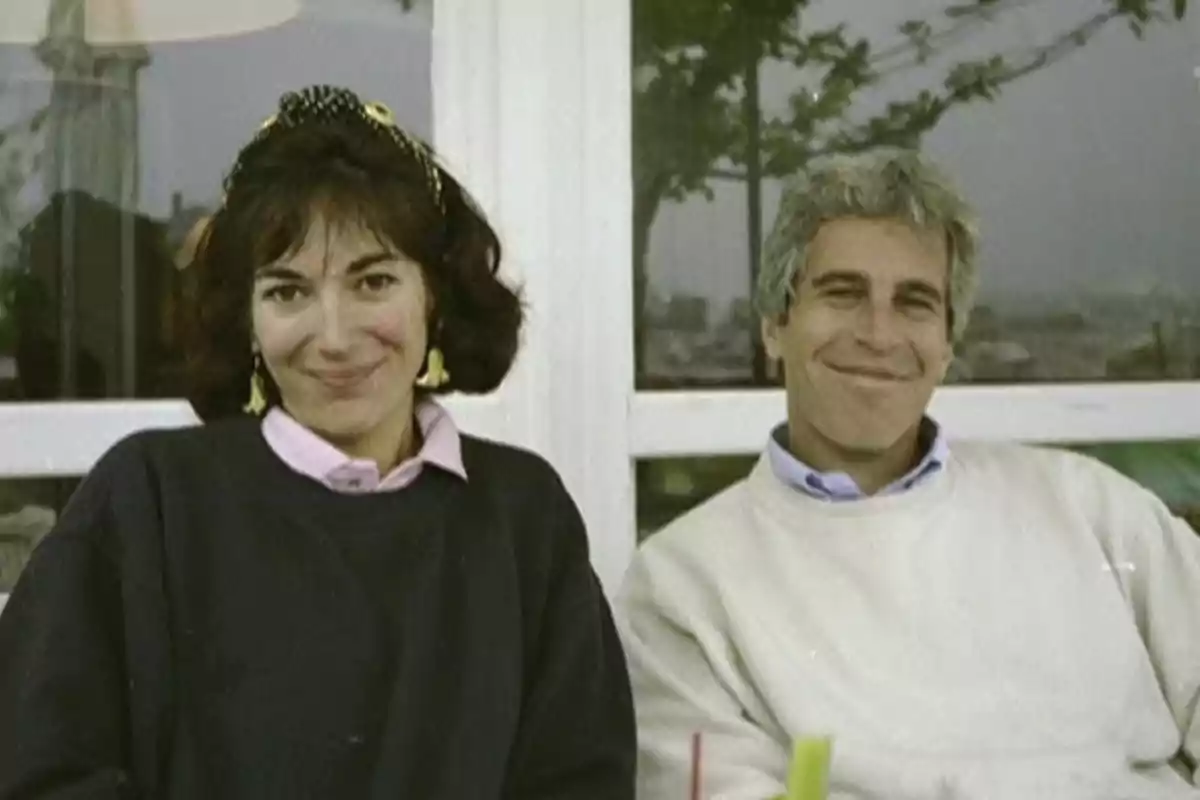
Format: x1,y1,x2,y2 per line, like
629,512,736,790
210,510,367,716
0,85,636,799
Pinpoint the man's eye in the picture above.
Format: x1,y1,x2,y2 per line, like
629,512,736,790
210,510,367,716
901,296,936,311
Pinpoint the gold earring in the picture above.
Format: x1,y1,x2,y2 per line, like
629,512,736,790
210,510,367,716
415,347,450,389
244,355,267,415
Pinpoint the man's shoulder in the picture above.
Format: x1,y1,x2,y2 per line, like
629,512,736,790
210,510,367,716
623,469,759,606
616,486,740,629
645,473,756,554
949,440,1156,507
953,439,1116,477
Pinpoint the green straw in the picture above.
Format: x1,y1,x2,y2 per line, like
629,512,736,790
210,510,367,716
785,736,832,800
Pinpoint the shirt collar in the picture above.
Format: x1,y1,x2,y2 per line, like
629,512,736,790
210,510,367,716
767,417,948,501
261,400,467,493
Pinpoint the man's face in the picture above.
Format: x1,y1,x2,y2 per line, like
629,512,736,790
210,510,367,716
761,217,954,456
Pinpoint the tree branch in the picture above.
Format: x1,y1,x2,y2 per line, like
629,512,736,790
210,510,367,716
870,0,1044,73
811,6,1121,157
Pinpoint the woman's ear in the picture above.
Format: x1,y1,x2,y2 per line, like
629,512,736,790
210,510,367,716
421,269,439,322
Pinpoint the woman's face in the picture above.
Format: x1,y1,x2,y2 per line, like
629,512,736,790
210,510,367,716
250,216,430,449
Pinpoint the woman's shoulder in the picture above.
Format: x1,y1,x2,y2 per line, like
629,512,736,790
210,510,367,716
457,434,582,523
31,419,254,558
91,416,262,487
459,434,563,489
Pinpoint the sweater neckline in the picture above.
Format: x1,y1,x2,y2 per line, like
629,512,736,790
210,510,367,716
746,447,958,525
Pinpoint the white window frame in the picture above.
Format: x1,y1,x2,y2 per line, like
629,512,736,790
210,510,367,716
5,0,1200,615
630,384,1200,457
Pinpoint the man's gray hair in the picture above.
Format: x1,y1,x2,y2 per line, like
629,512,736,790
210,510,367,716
755,149,980,340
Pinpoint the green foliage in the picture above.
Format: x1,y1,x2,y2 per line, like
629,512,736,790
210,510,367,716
0,101,48,257
0,91,49,354
635,0,1186,204
1071,440,1200,514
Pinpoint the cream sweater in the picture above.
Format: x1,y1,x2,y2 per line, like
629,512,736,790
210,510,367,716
617,443,1200,799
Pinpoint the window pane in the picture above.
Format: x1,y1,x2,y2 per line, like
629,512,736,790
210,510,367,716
636,442,1200,542
0,477,77,591
636,456,757,540
0,0,433,401
632,1,1200,389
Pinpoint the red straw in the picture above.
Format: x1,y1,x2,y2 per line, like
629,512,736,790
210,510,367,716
690,731,703,800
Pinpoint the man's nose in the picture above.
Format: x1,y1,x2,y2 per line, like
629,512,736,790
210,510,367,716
854,301,904,351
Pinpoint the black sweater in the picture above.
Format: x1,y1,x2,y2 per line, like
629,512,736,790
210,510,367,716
0,417,635,799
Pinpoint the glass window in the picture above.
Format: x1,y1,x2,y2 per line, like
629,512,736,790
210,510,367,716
0,477,76,591
633,0,1200,389
636,455,757,540
636,442,1200,542
0,0,434,401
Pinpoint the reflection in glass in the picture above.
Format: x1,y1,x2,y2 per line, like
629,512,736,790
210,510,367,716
633,0,1200,389
0,477,77,592
636,441,1200,542
636,455,757,540
0,1,302,45
0,0,434,402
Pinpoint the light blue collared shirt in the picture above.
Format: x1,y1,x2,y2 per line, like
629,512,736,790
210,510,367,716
767,417,949,501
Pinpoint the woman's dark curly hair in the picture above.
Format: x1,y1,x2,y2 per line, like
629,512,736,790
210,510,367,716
182,85,523,421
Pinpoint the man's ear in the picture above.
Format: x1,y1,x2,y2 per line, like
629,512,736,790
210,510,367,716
936,340,955,383
761,315,784,362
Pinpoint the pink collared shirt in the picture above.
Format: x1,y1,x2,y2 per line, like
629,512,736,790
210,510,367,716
261,401,467,494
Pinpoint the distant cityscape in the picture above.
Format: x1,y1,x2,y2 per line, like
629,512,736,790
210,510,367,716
641,289,1200,386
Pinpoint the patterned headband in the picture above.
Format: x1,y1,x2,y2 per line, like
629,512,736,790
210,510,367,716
225,84,445,213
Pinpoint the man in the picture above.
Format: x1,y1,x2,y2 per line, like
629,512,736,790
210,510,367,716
617,150,1200,799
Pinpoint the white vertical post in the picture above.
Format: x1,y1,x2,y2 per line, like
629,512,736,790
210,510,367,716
438,0,637,593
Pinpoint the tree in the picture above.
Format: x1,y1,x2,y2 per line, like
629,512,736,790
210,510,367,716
0,100,48,356
0,99,46,241
633,0,1190,381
